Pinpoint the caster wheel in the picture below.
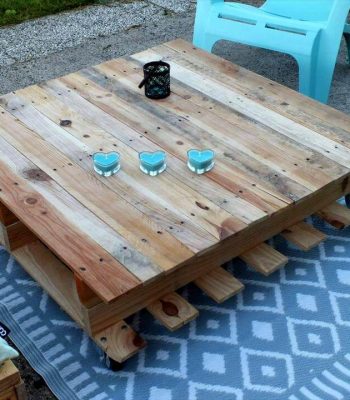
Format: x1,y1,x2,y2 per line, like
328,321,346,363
345,194,350,209
104,354,123,371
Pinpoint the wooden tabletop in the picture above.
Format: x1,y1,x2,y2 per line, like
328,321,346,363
0,39,350,303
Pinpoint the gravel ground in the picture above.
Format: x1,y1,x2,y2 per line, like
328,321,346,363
1,0,349,399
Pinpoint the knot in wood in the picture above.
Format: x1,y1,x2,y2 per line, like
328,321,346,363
60,119,72,127
195,201,209,211
133,334,146,348
161,300,179,317
25,197,37,205
24,169,51,182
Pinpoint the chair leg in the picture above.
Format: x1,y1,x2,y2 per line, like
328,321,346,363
297,50,338,104
312,55,339,103
295,55,315,99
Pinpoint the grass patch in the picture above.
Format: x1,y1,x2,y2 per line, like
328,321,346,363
0,0,111,26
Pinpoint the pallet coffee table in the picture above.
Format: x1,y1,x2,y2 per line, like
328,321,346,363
1,39,350,368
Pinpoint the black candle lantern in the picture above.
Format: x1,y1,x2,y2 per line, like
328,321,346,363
138,61,171,100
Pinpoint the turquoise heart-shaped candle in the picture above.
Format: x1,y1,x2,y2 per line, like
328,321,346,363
93,151,121,177
187,149,215,174
139,150,166,176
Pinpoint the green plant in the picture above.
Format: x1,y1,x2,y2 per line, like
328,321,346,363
0,0,110,26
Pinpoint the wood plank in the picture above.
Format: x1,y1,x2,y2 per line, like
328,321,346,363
43,78,267,225
0,361,20,393
133,46,350,169
316,202,350,229
194,267,244,303
7,88,240,248
13,241,86,327
0,162,140,303
239,243,288,275
147,292,198,331
281,221,326,250
0,108,194,272
0,134,160,283
165,39,350,153
0,221,37,252
94,321,146,363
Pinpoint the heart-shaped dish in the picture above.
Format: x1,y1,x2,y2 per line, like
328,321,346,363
139,150,166,176
93,151,120,176
187,149,215,174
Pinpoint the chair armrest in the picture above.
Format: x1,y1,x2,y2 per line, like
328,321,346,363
216,3,323,33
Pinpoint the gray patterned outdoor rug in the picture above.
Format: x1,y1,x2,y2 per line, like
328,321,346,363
1,211,350,400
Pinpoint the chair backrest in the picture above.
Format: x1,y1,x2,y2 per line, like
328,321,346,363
261,0,348,22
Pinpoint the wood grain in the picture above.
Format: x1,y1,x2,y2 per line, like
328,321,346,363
194,267,244,303
316,202,350,229
0,388,17,400
0,361,20,394
240,243,288,276
147,292,198,331
94,321,146,363
281,221,326,250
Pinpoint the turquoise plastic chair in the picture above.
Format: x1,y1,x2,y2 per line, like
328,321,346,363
193,0,350,103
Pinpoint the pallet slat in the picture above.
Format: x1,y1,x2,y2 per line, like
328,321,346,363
316,202,350,229
194,267,244,303
0,361,20,394
147,292,198,331
94,321,146,363
281,221,326,250
239,243,288,275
